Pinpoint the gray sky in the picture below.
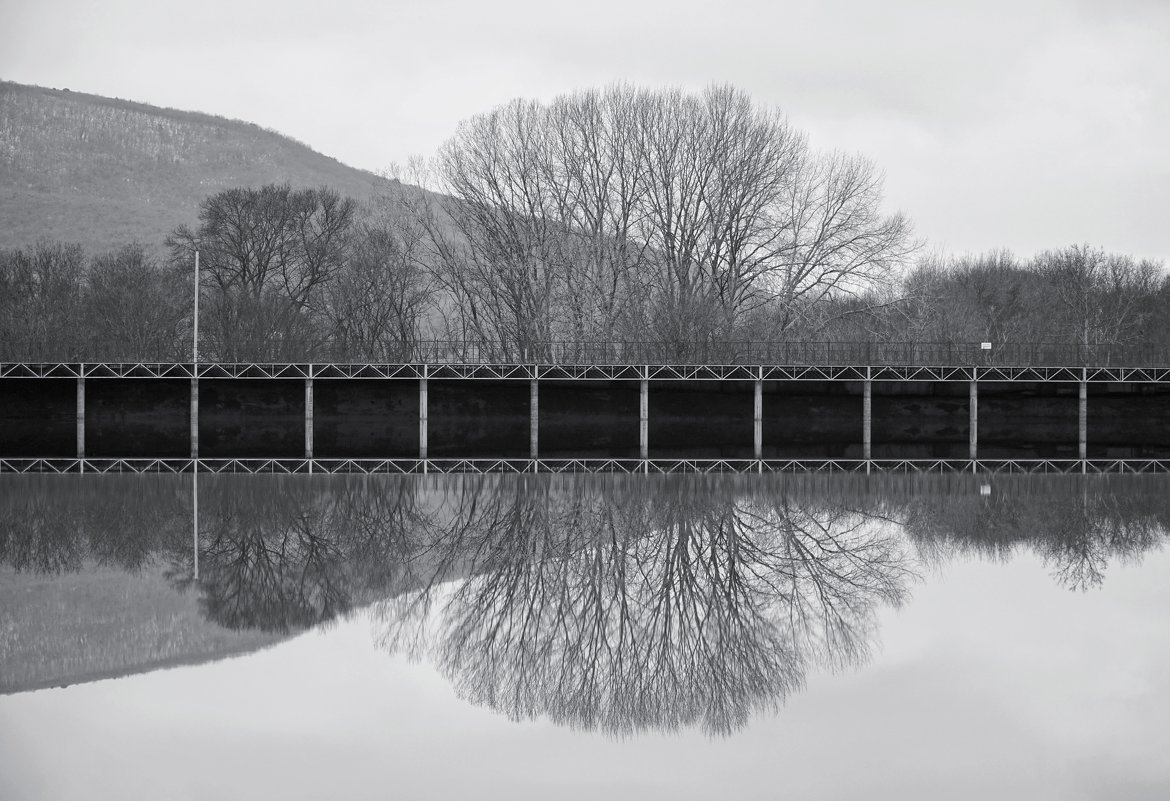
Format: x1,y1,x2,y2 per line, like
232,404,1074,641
3,0,1169,263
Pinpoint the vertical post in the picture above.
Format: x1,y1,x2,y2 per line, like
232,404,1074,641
862,367,872,462
639,369,649,461
190,377,199,459
753,368,763,460
192,250,199,362
419,366,428,461
969,369,978,462
192,248,200,465
529,376,539,460
1079,369,1087,462
76,370,85,463
304,374,314,460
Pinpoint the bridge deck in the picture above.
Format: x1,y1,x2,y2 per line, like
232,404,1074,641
2,458,1168,475
4,362,1170,382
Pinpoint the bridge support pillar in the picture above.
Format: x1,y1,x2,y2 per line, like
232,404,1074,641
76,373,85,463
969,374,978,462
530,377,539,460
1079,372,1087,461
419,370,428,461
190,377,199,459
305,376,314,461
639,372,649,461
862,370,872,462
753,370,763,460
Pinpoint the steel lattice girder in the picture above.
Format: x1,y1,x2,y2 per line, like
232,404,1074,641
4,362,1170,381
4,458,1170,475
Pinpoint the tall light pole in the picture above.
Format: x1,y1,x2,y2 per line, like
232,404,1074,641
192,248,200,582
193,249,200,363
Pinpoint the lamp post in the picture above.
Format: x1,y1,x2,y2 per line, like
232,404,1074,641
192,248,200,581
193,250,200,363
190,249,201,460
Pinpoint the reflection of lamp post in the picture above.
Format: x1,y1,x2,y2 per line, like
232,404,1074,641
193,471,199,581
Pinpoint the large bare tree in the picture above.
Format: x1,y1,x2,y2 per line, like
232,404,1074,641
408,84,914,356
167,183,357,306
320,195,437,361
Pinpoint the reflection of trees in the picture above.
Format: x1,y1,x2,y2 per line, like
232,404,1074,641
0,476,188,573
0,475,430,633
173,477,429,632
901,476,1170,590
6,472,1170,732
375,477,914,736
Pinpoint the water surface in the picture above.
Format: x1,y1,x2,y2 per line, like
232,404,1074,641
2,473,1168,799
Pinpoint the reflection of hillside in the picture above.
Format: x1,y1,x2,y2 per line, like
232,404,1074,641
0,476,286,695
0,563,287,694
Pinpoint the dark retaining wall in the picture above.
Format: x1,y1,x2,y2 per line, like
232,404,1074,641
649,380,754,458
88,379,189,457
871,381,969,459
430,381,529,458
764,381,863,458
0,379,75,457
313,380,417,458
539,381,639,458
1088,383,1170,458
198,380,304,458
978,382,1079,458
3,377,1170,459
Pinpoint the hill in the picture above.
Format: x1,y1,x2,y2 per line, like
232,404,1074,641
0,563,292,694
0,80,398,255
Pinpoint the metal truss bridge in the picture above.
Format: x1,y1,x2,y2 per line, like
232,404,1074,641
4,361,1170,383
4,356,1170,474
3,458,1169,476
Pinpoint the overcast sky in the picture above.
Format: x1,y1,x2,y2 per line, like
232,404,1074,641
2,0,1168,263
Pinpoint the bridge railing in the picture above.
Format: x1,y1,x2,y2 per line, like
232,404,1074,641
2,339,1169,366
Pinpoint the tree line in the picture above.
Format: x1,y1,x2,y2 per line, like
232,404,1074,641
1,84,1165,363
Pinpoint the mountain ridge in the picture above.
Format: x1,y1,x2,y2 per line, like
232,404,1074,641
0,80,399,255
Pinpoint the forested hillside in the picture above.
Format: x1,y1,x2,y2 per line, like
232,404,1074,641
0,81,393,253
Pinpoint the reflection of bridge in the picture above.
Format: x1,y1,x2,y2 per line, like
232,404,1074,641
3,458,1170,475
2,357,1170,471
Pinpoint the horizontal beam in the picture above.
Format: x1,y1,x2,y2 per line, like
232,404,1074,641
4,362,1170,382
3,458,1169,475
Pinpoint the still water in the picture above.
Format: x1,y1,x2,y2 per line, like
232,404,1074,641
2,473,1169,799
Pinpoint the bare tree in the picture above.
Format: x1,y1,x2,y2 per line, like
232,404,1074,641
167,184,357,306
0,240,86,358
1033,244,1160,353
166,184,359,360
545,86,650,343
409,85,913,355
770,153,915,334
321,197,436,360
85,243,188,360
